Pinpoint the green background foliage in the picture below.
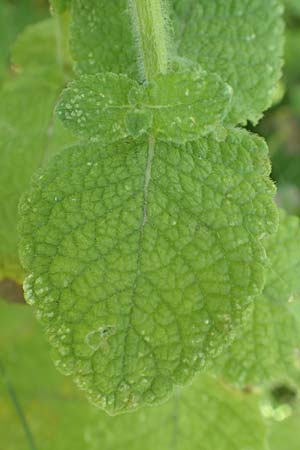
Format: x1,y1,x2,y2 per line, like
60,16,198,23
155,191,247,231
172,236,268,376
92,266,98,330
0,0,300,448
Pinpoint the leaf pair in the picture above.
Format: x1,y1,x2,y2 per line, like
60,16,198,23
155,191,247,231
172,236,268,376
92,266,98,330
56,68,232,144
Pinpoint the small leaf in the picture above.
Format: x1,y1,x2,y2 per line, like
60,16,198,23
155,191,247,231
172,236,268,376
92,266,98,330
57,69,232,144
125,110,153,137
19,128,277,414
56,73,142,142
141,69,232,142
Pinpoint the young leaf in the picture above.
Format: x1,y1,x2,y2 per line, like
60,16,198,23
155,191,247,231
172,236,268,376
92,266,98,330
57,69,232,143
56,73,142,143
19,128,277,414
214,211,300,388
0,19,75,285
132,69,232,142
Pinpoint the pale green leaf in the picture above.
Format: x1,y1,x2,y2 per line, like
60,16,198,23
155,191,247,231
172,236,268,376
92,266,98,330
133,69,232,142
57,69,232,143
172,0,284,125
0,299,268,450
19,128,277,414
57,73,142,142
215,212,300,388
0,19,75,284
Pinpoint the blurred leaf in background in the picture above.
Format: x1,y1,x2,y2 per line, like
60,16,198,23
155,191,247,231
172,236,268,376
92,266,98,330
0,0,49,81
256,1,300,215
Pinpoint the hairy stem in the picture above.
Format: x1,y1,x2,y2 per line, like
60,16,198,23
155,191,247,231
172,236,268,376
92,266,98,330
129,0,171,82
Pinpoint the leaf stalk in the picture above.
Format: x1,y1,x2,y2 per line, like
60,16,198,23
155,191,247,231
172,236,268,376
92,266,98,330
129,0,171,82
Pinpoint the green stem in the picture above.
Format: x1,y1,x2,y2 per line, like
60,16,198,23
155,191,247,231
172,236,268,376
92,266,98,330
129,0,171,82
0,361,37,450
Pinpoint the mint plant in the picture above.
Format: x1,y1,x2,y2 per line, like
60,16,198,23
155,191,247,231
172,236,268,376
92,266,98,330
1,0,300,449
18,0,281,414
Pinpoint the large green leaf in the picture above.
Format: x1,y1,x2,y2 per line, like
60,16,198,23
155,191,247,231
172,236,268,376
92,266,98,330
19,128,277,414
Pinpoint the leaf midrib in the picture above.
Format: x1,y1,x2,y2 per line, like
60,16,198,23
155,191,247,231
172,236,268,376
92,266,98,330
118,135,156,396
